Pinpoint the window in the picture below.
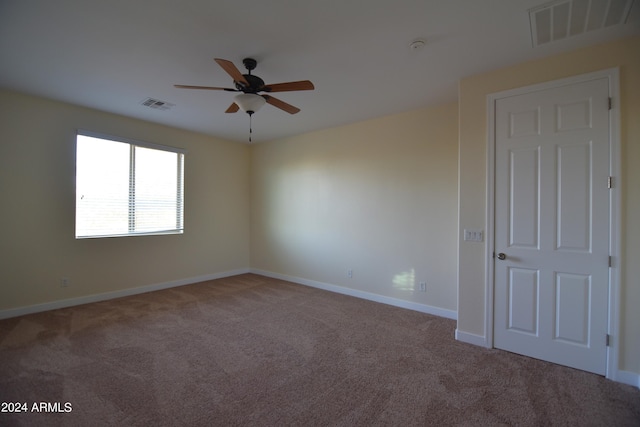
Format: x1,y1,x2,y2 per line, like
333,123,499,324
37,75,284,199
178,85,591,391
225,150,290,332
75,130,185,238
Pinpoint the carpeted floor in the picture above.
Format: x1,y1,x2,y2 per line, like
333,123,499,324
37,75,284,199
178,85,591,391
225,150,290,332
1,273,638,426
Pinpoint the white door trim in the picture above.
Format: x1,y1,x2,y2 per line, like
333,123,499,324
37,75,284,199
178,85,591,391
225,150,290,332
485,68,621,380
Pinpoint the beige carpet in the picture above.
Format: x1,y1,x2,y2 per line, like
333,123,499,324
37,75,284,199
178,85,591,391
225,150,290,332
1,274,638,426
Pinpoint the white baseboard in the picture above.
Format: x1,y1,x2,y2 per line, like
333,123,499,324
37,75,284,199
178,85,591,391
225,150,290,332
614,370,640,389
1,268,457,321
455,329,490,348
0,268,250,320
251,268,457,320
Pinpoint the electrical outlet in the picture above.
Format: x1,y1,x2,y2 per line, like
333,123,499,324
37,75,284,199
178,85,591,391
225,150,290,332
347,269,353,278
419,282,427,292
60,277,70,287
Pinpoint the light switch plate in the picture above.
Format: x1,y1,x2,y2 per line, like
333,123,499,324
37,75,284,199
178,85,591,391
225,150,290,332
463,229,483,242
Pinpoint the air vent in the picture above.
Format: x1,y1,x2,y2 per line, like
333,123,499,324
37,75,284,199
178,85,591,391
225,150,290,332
529,0,635,47
140,98,175,111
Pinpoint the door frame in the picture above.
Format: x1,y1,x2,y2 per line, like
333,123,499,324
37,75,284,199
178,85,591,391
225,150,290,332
484,68,621,379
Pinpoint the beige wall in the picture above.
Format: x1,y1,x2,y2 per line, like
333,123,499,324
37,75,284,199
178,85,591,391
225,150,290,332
457,35,640,374
251,103,459,311
0,90,250,310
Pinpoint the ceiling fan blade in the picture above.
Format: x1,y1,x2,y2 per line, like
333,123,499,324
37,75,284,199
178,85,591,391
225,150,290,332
174,84,237,91
214,58,249,87
225,103,239,113
263,95,300,114
263,80,315,92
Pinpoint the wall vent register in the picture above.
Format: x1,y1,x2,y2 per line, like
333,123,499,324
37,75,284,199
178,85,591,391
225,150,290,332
529,0,635,47
141,97,175,111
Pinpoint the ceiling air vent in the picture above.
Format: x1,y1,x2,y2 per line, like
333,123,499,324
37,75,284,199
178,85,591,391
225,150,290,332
140,98,175,111
529,0,635,46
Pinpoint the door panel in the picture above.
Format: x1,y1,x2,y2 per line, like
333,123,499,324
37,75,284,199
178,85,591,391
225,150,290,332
554,272,590,346
507,267,539,335
493,77,610,375
509,148,540,248
557,142,591,251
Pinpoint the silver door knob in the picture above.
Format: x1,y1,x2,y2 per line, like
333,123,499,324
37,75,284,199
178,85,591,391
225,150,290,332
497,253,507,260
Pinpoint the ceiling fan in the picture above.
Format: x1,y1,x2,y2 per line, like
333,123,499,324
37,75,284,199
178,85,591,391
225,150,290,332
174,57,314,116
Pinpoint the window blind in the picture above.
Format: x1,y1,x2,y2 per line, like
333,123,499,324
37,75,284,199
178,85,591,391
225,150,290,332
75,131,185,239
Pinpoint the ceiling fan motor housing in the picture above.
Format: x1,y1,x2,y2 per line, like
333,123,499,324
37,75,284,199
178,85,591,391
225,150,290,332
236,74,265,93
234,58,268,93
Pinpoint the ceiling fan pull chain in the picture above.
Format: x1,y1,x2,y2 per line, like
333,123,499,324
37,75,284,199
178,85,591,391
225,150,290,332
249,113,253,143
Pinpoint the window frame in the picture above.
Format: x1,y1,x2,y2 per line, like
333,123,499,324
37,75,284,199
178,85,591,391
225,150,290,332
75,129,186,239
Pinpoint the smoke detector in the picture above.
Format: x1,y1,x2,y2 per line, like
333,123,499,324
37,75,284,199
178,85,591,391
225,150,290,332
409,39,427,50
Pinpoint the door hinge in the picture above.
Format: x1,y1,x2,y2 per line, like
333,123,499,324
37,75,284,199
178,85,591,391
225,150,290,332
608,97,612,110
606,334,611,347
608,176,613,189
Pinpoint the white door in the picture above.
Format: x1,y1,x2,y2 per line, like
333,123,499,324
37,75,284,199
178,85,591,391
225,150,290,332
493,77,611,375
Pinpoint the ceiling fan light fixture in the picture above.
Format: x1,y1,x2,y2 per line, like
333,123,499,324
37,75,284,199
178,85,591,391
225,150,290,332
234,93,266,115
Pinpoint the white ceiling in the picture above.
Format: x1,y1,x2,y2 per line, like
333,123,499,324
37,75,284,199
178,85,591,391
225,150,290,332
1,0,638,143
